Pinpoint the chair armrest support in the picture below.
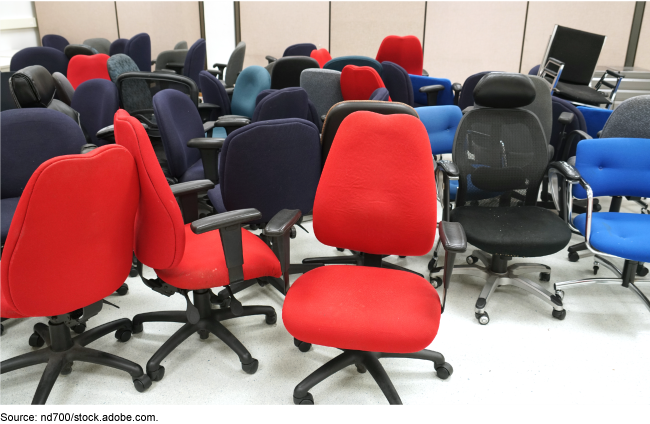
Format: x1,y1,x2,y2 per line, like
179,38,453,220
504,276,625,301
263,209,302,287
207,69,223,79
171,180,216,224
213,62,227,70
419,84,445,107
438,221,467,313
558,112,574,126
436,160,459,222
187,137,225,184
452,83,462,105
547,161,586,223
560,130,591,162
265,55,277,64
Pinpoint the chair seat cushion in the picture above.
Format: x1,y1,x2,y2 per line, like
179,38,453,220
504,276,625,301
451,206,571,257
554,82,611,106
155,224,281,290
178,159,205,183
574,212,650,263
1,197,19,245
283,265,441,353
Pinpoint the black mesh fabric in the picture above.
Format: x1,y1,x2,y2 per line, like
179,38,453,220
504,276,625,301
548,26,605,85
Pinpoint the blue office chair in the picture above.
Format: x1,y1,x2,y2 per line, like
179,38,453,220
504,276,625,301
265,43,317,64
42,35,69,53
125,33,151,72
324,56,383,75
198,67,271,120
110,38,128,56
410,75,456,107
381,61,414,106
165,39,205,86
253,87,322,131
71,79,119,146
10,47,69,76
369,87,390,101
456,71,495,110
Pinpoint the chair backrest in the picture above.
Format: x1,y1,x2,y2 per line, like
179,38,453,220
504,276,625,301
369,87,390,101
529,65,540,76
2,71,17,111
67,53,111,89
551,96,587,160
125,33,151,72
252,87,321,131
72,79,119,146
523,75,552,144
154,49,188,71
600,95,650,139
410,75,454,106
381,61,413,106
9,65,57,108
10,47,68,76
300,68,343,118
321,100,418,168
184,39,206,85
174,40,188,50
576,106,612,138
340,65,387,101
83,38,111,55
108,54,153,114
1,108,88,200
544,25,605,86
418,105,463,155
283,43,317,57
42,34,69,52
52,72,75,106
453,73,547,207
457,71,493,110
231,65,271,117
310,48,332,68
225,41,247,87
64,44,98,59
110,38,128,56
324,56,383,75
113,109,187,270
199,70,231,118
314,111,436,256
1,144,139,318
376,35,423,76
152,89,203,179
270,56,320,90
107,53,140,81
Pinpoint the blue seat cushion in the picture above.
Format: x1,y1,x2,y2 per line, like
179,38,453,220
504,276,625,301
574,213,650,263
178,159,205,183
450,180,458,201
207,184,227,214
1,197,19,245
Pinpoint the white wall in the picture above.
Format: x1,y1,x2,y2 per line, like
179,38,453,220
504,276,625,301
204,1,236,68
0,1,39,71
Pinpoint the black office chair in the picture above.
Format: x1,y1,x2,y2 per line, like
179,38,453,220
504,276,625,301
270,56,320,89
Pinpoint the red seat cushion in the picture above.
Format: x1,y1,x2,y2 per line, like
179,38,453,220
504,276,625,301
340,65,388,101
376,35,423,76
154,225,281,290
310,48,332,68
284,265,441,353
67,54,110,89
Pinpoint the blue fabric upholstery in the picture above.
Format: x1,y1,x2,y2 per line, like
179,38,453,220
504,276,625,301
410,75,454,107
125,33,151,72
230,66,271,118
1,197,20,244
179,159,207,183
199,70,231,119
42,35,69,53
574,213,650,263
417,105,462,155
552,97,587,159
110,38,128,56
529,65,540,76
211,118,321,223
381,61,413,106
283,43,317,57
184,39,206,85
71,79,119,146
255,89,277,105
324,56,383,75
252,87,322,131
152,89,204,180
10,47,69,76
457,71,493,110
369,87,389,101
576,106,612,138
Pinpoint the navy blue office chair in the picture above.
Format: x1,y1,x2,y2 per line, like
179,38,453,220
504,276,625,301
42,35,69,53
369,87,390,101
265,43,317,64
253,87,321,131
165,39,206,86
10,47,69,76
381,61,414,106
110,39,128,56
125,33,151,72
71,79,119,146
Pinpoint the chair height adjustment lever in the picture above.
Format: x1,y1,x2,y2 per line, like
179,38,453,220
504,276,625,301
180,290,200,324
225,285,244,316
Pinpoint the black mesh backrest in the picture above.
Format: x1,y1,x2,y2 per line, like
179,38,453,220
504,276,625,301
547,25,605,85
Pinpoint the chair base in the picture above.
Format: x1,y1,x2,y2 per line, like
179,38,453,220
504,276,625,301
452,250,565,325
0,318,150,404
292,347,452,405
131,289,276,381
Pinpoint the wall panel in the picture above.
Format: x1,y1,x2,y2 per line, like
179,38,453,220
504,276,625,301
34,1,118,45
634,4,650,69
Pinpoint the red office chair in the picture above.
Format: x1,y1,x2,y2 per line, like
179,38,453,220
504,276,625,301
283,111,466,404
0,145,150,404
340,65,390,101
113,110,294,381
376,35,424,76
67,53,111,89
310,48,332,68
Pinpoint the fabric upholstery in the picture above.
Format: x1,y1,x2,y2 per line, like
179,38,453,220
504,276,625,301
1,197,19,245
574,213,650,263
71,79,119,146
225,42,246,88
310,48,332,68
369,87,389,101
199,70,231,118
107,54,140,82
64,44,98,59
554,81,611,106
300,68,343,118
107,54,153,115
417,105,462,155
154,49,188,71
577,106,612,138
109,38,128,56
457,71,494,111
252,87,321,130
270,56,320,90
528,65,540,76
314,111,436,256
340,65,387,101
83,38,111,55
230,65,271,117
42,35,69,53
324,56,383,75
600,95,650,139
283,43,317,57
523,76,553,144
184,39,206,85
381,61,413,106
52,72,75,106
410,75,454,107
283,265,441,353
551,97,587,160
10,47,68,76
125,33,151,72
375,35,423,76
67,54,110,89
1,145,139,318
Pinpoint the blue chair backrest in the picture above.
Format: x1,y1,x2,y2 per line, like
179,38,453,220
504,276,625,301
42,35,69,53
219,118,321,223
184,39,206,85
71,79,119,146
252,87,321,131
574,138,650,199
152,89,203,179
410,75,454,107
381,61,413,106
324,56,383,75
417,105,462,155
369,87,390,101
529,65,540,76
231,66,271,117
577,106,612,138
125,33,151,72
10,47,69,76
110,38,128,56
551,96,587,159
1,108,87,199
457,71,493,110
199,70,230,118
283,43,317,57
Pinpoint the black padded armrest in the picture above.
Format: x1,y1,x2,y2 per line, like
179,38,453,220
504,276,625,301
213,63,227,69
419,84,444,93
155,69,177,74
171,179,216,224
198,103,221,123
165,62,185,73
188,137,225,149
436,160,459,177
606,69,624,79
199,103,220,111
81,144,98,154
96,125,115,140
439,221,467,253
558,112,574,126
452,83,462,92
265,55,277,64
263,209,302,237
207,69,223,78
151,60,156,66
170,180,215,197
191,209,262,235
548,161,581,182
215,117,250,127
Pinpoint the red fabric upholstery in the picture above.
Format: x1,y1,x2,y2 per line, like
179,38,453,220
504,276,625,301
284,265,441,353
313,111,436,256
310,48,332,68
340,65,389,101
1,145,138,318
375,35,423,76
67,54,110,89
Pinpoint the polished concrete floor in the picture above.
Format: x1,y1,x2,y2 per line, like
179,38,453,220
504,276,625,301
1,196,649,405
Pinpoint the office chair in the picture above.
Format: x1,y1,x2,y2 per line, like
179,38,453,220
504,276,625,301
370,87,390,101
456,71,495,111
67,53,111,89
152,49,188,72
266,43,317,65
72,79,120,146
124,33,151,72
51,72,75,106
419,105,462,157
10,47,68,76
284,111,465,405
575,106,612,138
270,56,320,90
209,41,246,89
300,68,343,120
340,65,389,101
164,38,206,85
0,143,151,404
83,38,111,55
63,44,98,59
253,87,322,130
435,73,570,325
42,34,69,53
381,61,414,106
310,48,332,68
1,71,17,111
109,38,128,56
324,56,383,75
550,137,650,313
113,109,297,381
376,35,425,76
174,40,188,50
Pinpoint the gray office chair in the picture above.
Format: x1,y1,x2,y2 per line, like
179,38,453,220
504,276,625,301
52,72,75,106
83,38,111,55
174,41,188,50
153,49,188,72
299,68,344,120
209,41,246,88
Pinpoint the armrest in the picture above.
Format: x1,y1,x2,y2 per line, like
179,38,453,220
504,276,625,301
215,116,250,135
263,209,302,237
438,221,467,313
171,179,216,224
606,69,624,79
547,161,584,222
419,84,445,107
154,69,177,74
225,87,234,97
596,130,602,138
198,103,221,123
548,161,581,182
207,69,223,79
187,137,225,184
187,137,225,150
165,62,185,74
81,144,98,154
191,208,261,235
265,55,277,64
436,160,458,222
452,83,462,106
436,160,459,177
558,112,574,126
213,63,227,70
96,124,115,142
422,69,429,77
320,114,327,122
151,60,156,66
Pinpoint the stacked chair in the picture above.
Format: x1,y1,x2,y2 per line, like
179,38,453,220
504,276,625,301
209,41,246,88
41,34,69,52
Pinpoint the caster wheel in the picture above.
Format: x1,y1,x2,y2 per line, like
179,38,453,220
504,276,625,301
129,267,139,278
552,309,566,320
265,312,277,325
133,375,152,392
431,276,443,288
435,362,453,380
60,362,73,376
539,272,551,282
336,247,345,252
29,332,44,348
147,366,165,382
475,312,490,325
555,290,565,300
220,298,232,309
115,328,132,342
637,266,649,277
132,322,143,334
427,258,439,273
242,359,259,374
293,392,314,405
568,252,580,262
593,265,599,275
294,339,311,352
72,323,86,334
116,284,129,296
198,329,210,340
355,363,367,374
466,255,478,265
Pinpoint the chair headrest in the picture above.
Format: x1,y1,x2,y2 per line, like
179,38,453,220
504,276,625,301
9,65,56,108
473,73,536,109
64,44,98,59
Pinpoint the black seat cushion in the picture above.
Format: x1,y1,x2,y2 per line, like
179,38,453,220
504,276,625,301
450,206,571,257
554,81,611,106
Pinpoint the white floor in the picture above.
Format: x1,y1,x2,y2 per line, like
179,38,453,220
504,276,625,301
1,196,649,405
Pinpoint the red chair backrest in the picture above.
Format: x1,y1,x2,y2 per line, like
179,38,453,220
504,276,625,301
340,65,388,101
310,48,332,68
1,145,139,318
67,53,110,89
113,109,186,270
313,111,436,256
376,35,423,76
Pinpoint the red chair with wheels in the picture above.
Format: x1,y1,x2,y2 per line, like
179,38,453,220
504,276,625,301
340,65,390,101
282,111,466,404
0,145,151,404
310,48,332,68
376,35,424,76
67,53,110,89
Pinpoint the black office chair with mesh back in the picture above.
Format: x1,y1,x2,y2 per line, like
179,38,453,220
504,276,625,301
435,73,571,325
